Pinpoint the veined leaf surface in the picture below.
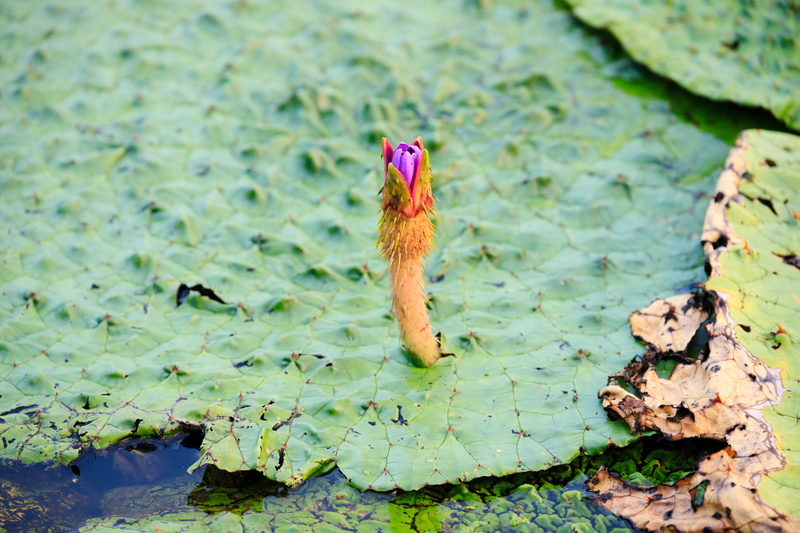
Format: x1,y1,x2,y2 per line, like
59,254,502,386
565,0,800,130
0,0,728,491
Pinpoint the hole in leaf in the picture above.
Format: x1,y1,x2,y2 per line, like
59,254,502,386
756,197,778,215
175,284,226,307
690,479,710,511
775,253,800,270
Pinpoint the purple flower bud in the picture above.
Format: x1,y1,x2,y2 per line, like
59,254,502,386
399,151,414,186
391,144,420,187
380,136,431,217
391,149,403,172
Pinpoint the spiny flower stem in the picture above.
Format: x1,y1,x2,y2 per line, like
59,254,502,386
379,209,440,367
378,137,441,367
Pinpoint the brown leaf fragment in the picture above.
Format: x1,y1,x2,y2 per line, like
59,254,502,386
700,139,748,279
596,294,789,530
588,448,798,533
604,294,781,424
629,294,707,354
600,385,749,440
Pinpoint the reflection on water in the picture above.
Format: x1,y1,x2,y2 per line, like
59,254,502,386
0,432,714,532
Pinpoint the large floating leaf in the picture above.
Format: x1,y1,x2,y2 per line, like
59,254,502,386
565,0,800,131
0,0,728,490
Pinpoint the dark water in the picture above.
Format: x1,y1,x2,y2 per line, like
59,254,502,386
0,434,204,532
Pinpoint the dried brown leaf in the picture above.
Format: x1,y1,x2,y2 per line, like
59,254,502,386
591,133,798,532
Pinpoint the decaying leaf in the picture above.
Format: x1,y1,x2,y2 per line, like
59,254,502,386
591,130,800,531
628,294,708,355
590,449,782,533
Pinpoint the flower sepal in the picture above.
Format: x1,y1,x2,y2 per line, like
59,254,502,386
382,163,414,217
412,145,434,216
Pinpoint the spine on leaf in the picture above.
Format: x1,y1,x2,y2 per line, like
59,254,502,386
377,137,441,367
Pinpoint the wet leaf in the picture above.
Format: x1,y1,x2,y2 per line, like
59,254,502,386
565,0,800,130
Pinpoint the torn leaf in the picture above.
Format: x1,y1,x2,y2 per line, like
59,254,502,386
592,130,800,530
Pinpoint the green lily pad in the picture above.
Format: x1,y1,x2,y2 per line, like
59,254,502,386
565,0,800,130
0,0,728,490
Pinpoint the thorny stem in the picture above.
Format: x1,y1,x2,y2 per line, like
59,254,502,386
379,208,440,367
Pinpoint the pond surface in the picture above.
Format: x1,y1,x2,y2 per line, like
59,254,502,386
0,432,723,532
0,1,793,531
